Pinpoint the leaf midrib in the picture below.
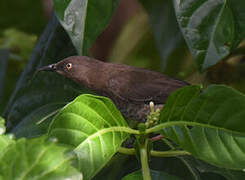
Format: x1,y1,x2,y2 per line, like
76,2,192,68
75,126,137,151
147,121,245,136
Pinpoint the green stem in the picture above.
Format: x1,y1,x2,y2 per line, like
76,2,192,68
140,144,151,180
118,147,135,155
118,147,191,157
119,127,140,135
151,150,191,157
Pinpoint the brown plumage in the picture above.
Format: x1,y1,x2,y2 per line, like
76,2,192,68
39,56,189,121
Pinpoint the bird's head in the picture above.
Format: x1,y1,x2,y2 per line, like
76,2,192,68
39,57,76,77
39,56,100,84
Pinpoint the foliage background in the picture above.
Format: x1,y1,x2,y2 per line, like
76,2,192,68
1,0,245,179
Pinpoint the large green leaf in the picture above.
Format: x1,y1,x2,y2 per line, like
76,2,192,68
140,0,184,69
49,94,132,180
122,170,182,180
154,85,245,170
173,0,245,71
3,16,83,138
0,137,82,180
53,0,119,55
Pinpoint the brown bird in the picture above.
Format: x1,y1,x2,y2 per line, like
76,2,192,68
39,56,189,121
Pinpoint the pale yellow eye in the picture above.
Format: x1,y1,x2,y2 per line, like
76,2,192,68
66,63,72,70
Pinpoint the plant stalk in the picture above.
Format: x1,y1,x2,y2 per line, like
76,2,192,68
151,150,191,157
118,147,191,157
140,144,151,180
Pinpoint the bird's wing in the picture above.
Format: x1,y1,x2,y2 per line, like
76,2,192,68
108,69,188,104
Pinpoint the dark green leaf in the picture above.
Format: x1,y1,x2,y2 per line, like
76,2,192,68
191,158,245,180
0,49,9,107
122,170,182,180
0,0,46,34
0,137,82,180
3,15,83,138
157,85,245,169
49,94,131,179
53,0,119,55
140,0,184,69
173,0,245,71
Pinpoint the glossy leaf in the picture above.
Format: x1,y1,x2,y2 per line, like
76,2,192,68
3,15,83,138
140,0,184,69
157,85,245,170
122,170,182,180
0,137,82,180
49,94,131,180
53,0,119,55
173,0,245,71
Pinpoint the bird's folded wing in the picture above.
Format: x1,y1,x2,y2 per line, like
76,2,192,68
108,70,188,104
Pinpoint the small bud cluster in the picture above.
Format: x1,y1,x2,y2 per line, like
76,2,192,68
145,101,160,128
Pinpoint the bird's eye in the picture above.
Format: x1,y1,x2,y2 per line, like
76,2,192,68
66,63,72,70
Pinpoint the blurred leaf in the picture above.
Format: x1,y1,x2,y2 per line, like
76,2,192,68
0,137,82,180
12,103,65,138
0,30,37,113
173,0,245,71
53,0,119,55
156,85,245,170
0,116,5,135
3,15,83,137
0,29,37,61
190,158,245,180
0,135,14,155
0,117,13,154
140,0,184,69
0,49,9,107
0,0,46,34
121,170,182,180
108,10,151,65
93,154,139,180
49,94,130,179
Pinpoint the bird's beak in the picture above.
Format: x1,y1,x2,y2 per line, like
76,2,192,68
38,64,57,72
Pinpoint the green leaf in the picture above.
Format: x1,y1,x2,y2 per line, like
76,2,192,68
0,0,46,34
173,0,245,71
0,116,5,135
53,0,119,55
140,0,184,69
49,94,132,180
0,135,14,154
155,85,245,170
0,49,9,110
190,158,245,180
122,170,182,180
3,16,83,138
0,137,82,180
